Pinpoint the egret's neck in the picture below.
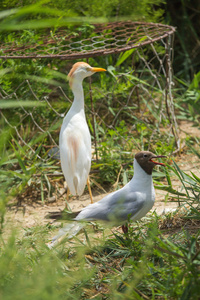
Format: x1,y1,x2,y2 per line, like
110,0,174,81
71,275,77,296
131,158,153,184
70,79,85,112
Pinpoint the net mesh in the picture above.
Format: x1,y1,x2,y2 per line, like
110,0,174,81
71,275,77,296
0,21,175,59
0,21,178,165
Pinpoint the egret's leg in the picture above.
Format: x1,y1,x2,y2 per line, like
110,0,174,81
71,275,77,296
87,177,93,203
65,188,70,208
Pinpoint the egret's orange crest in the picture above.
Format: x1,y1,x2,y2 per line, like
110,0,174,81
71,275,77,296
68,62,90,78
68,62,90,88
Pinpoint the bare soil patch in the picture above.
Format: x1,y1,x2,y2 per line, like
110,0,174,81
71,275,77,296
4,120,200,234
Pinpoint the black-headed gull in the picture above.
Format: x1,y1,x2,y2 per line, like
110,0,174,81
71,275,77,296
49,151,165,247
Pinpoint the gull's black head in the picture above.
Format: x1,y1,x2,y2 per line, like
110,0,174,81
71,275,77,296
135,151,166,175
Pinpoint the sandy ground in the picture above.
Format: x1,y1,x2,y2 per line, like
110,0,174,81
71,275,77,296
4,120,200,233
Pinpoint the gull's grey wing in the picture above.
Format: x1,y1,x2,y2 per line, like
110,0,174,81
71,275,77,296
75,190,145,223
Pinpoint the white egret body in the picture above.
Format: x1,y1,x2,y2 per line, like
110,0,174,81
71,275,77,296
59,62,106,202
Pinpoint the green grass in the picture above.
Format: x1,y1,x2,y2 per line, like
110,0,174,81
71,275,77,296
0,2,200,299
1,139,200,299
0,207,200,299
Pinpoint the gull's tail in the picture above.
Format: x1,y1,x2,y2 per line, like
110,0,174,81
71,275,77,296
48,222,84,248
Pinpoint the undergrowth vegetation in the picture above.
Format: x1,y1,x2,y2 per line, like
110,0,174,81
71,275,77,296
0,1,200,299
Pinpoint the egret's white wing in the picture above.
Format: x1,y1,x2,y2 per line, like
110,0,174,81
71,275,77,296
59,114,91,195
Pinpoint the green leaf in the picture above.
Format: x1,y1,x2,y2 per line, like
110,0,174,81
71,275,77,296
40,175,44,203
0,8,18,20
165,167,172,187
123,171,128,185
14,151,28,175
155,184,186,196
25,75,64,87
108,106,115,116
116,49,135,67
0,17,106,31
0,100,46,109
107,65,117,79
190,172,200,184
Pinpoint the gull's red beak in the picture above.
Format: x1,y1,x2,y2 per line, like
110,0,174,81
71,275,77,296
150,155,166,166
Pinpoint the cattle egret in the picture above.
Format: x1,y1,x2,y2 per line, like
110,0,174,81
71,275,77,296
59,62,106,205
49,151,166,246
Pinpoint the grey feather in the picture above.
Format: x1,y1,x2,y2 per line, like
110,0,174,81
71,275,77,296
75,190,145,222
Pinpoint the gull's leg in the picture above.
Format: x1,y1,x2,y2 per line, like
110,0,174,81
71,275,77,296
87,177,93,203
122,224,128,234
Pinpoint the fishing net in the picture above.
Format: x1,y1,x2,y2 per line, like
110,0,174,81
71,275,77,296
0,21,178,164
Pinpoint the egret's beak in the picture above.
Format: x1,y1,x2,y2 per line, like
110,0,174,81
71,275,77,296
150,155,166,166
91,67,106,72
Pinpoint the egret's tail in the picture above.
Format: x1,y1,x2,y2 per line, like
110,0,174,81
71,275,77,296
48,222,84,248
